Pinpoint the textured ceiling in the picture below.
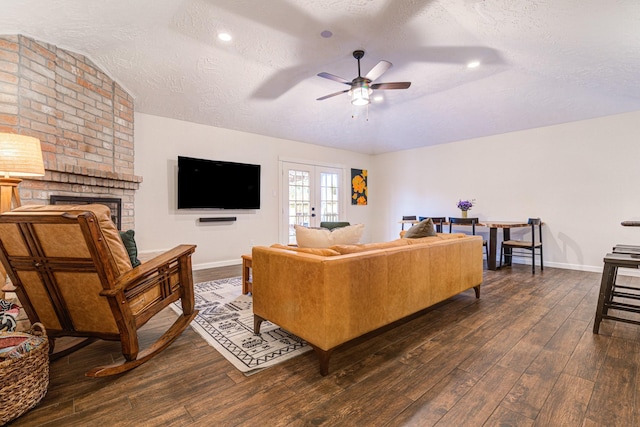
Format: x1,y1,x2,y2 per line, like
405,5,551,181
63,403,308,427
1,0,639,154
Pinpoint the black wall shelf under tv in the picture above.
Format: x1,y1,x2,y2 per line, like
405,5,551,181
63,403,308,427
198,217,237,223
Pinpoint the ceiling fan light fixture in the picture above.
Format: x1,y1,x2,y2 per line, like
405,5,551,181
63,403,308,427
350,84,372,106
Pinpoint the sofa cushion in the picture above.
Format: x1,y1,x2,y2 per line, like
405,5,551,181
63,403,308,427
270,244,340,256
330,239,409,254
295,224,364,248
403,236,443,245
436,233,467,240
404,218,436,238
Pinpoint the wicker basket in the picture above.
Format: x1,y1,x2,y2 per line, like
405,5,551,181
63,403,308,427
0,323,50,425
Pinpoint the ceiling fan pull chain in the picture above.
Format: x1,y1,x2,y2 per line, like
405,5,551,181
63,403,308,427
351,104,370,121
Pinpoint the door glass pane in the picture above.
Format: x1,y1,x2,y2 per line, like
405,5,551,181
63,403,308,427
320,172,339,222
288,169,311,244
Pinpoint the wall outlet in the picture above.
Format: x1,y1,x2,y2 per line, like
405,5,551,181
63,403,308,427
249,239,255,247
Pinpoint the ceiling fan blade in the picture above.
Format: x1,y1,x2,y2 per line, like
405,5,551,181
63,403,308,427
365,60,392,82
371,82,411,90
317,72,352,85
316,89,350,101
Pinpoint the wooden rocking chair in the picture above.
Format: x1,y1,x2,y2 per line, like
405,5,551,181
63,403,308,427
0,204,197,377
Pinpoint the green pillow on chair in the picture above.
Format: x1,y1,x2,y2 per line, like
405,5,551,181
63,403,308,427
119,230,141,267
320,221,351,230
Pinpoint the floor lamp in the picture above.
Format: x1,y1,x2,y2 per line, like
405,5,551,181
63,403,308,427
0,133,45,298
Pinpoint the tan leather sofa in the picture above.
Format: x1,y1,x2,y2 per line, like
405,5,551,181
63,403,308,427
252,233,483,375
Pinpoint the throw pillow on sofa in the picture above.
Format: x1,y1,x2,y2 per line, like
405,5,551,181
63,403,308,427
295,224,364,248
294,225,332,248
404,218,436,238
330,223,364,245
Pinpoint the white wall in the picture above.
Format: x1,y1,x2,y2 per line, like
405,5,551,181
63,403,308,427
135,110,640,273
134,113,373,269
372,111,640,272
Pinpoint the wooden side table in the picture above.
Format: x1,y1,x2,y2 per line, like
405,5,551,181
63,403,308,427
241,254,252,295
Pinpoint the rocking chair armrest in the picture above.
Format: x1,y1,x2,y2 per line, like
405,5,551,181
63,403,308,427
101,244,196,296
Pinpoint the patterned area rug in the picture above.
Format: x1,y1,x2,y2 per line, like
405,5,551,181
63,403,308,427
170,276,310,374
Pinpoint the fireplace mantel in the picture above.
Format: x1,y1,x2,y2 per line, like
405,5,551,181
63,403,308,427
43,165,143,190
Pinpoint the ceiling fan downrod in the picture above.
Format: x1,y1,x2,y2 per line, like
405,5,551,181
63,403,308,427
353,50,365,78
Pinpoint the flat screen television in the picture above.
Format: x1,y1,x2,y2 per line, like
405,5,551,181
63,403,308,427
177,156,261,209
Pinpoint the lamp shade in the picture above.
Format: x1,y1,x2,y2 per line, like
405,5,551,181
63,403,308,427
0,133,45,178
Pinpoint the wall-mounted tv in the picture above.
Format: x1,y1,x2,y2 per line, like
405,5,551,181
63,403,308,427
177,156,261,209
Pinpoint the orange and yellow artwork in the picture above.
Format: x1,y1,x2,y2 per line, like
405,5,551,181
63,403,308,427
351,168,368,205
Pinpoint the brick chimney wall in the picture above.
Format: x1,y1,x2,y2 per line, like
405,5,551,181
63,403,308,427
0,35,141,230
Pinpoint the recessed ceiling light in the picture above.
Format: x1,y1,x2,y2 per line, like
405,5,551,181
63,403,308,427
467,60,480,68
218,33,232,42
320,30,333,38
373,95,384,102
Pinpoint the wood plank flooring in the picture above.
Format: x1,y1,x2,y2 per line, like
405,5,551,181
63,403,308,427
8,265,640,426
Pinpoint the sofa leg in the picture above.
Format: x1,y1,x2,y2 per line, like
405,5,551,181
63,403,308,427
473,285,481,299
309,344,334,376
254,314,266,334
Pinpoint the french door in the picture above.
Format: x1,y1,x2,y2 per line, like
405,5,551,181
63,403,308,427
281,161,344,244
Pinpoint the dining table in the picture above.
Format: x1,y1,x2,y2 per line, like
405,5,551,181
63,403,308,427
400,219,533,270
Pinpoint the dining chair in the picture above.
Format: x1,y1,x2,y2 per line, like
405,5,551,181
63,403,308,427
448,217,489,259
419,216,446,233
499,218,543,274
401,215,417,230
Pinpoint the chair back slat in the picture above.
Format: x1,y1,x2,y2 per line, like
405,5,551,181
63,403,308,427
448,217,479,235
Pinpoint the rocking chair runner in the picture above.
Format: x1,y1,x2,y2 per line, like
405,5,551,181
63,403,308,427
0,204,197,377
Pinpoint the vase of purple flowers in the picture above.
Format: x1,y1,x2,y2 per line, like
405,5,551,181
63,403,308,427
457,199,474,218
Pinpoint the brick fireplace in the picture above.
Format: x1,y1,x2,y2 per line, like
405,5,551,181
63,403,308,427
0,35,141,230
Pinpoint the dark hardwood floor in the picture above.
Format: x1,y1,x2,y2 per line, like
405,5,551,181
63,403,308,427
8,264,640,426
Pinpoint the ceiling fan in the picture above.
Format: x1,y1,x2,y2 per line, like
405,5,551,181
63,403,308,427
316,50,411,106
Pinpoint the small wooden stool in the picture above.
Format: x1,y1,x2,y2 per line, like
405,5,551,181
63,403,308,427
241,254,252,295
593,252,640,333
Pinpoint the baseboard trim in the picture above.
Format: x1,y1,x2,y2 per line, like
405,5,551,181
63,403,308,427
192,259,242,271
507,258,640,277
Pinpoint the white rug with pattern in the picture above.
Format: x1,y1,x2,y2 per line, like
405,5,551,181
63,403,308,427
170,276,310,374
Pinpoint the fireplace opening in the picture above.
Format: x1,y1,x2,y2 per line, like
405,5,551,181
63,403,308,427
50,195,122,230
